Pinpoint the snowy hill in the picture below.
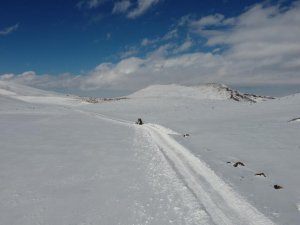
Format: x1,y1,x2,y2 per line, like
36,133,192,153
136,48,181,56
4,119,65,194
129,83,274,102
0,81,300,225
0,80,85,106
0,80,58,96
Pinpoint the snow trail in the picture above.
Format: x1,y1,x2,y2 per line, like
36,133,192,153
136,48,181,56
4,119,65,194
143,123,275,225
74,109,133,126
75,109,275,225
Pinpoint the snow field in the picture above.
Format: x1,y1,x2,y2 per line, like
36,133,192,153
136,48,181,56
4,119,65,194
1,81,300,224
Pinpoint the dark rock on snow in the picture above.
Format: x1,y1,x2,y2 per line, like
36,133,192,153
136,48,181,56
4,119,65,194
255,172,267,177
233,162,245,167
274,184,283,189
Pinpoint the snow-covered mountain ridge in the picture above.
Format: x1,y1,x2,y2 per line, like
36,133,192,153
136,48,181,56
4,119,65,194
129,83,274,102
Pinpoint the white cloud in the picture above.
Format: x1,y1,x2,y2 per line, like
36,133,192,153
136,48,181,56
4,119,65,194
147,44,173,59
127,0,161,18
163,29,178,40
0,71,82,89
77,0,110,9
140,29,178,47
141,38,153,46
140,37,160,46
78,0,161,19
173,38,193,54
0,24,19,36
82,57,145,90
113,0,132,14
191,14,225,28
119,46,139,58
2,2,300,96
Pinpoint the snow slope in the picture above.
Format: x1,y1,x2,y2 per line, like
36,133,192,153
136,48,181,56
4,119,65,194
0,80,57,96
0,80,85,106
1,81,299,225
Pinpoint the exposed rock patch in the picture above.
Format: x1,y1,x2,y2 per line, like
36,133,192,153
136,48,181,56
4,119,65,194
274,184,283,189
233,161,245,167
82,97,128,104
255,172,267,177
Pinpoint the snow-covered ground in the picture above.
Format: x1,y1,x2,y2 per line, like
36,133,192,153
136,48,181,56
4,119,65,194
0,81,299,224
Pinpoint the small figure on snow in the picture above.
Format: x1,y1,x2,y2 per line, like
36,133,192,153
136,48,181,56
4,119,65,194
136,118,143,125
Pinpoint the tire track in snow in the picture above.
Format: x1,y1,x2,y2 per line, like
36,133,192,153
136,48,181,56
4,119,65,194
74,109,275,225
143,123,275,225
74,109,133,126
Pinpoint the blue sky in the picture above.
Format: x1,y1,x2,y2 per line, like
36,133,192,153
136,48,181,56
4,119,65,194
1,0,300,96
0,0,264,74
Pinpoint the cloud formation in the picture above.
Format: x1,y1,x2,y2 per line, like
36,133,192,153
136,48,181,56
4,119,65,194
78,0,161,19
77,0,110,9
173,38,193,54
113,0,132,14
2,2,300,96
127,0,161,18
119,46,139,58
0,24,19,36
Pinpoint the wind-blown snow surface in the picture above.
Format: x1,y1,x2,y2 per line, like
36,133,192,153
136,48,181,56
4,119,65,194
1,81,300,224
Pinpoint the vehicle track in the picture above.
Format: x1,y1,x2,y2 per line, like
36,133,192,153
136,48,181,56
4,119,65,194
76,109,276,225
143,123,275,225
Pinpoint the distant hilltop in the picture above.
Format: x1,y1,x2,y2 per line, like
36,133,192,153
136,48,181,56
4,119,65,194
129,83,275,103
